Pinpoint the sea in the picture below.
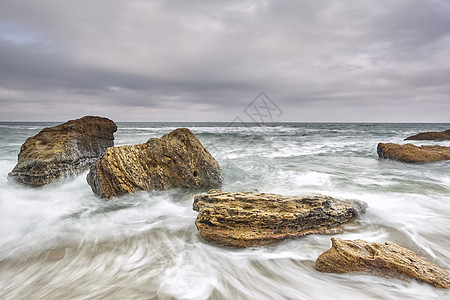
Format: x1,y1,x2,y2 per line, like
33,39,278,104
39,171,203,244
0,122,449,300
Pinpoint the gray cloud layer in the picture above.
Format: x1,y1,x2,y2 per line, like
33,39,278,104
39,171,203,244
1,0,449,122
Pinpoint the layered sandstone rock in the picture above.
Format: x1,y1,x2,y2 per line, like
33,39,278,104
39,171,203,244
193,190,367,248
315,238,450,289
405,129,450,141
377,143,450,163
9,116,117,187
87,128,223,198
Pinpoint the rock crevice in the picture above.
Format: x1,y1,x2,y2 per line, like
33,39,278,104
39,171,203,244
405,129,450,141
8,116,117,187
87,128,223,198
315,238,450,289
193,190,367,248
377,143,450,163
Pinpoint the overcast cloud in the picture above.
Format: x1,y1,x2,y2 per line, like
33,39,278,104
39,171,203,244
0,0,449,122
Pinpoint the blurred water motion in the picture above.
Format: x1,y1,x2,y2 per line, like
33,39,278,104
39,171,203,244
0,122,449,299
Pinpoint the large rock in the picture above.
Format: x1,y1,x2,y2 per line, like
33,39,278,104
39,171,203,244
87,128,223,198
8,116,117,187
377,143,450,163
193,190,367,248
315,238,450,289
405,129,450,141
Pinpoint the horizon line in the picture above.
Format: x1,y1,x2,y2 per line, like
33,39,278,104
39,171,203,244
1,120,449,124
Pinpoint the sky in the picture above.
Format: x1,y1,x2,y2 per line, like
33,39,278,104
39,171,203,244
0,0,449,122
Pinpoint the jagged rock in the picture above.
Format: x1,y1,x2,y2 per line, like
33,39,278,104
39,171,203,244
377,143,450,163
192,190,367,248
405,129,450,141
87,128,223,198
8,116,117,187
315,238,450,289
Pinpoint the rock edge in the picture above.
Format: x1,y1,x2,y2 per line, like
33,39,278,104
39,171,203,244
193,190,367,248
8,116,117,187
405,129,450,141
87,128,223,198
377,142,450,163
315,238,450,289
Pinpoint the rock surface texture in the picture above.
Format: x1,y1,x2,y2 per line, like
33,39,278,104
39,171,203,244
87,128,223,198
193,190,367,248
405,129,450,141
315,238,450,289
377,143,450,163
9,116,117,187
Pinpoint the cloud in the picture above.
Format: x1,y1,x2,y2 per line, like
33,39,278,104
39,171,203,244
0,0,449,121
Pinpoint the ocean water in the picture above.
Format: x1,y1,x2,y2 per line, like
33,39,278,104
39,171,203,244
0,122,449,300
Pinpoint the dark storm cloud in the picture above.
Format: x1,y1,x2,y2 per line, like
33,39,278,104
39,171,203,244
0,0,449,121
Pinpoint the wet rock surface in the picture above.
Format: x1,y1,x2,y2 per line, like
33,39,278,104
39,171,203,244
405,129,450,141
315,238,450,289
193,190,367,248
377,143,450,163
8,116,117,187
87,128,223,198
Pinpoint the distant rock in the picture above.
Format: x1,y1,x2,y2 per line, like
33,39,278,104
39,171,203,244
315,238,450,289
377,143,450,163
405,129,450,141
8,116,117,187
193,190,367,248
87,128,223,198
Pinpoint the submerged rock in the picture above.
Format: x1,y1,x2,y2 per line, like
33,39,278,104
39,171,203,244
8,116,117,187
377,143,450,163
405,129,450,141
87,128,223,198
193,190,367,248
315,238,450,289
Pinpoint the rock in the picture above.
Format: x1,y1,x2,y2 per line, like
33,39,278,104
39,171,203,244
192,190,367,248
405,129,450,141
87,128,223,198
377,143,450,163
8,116,117,187
315,238,450,289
